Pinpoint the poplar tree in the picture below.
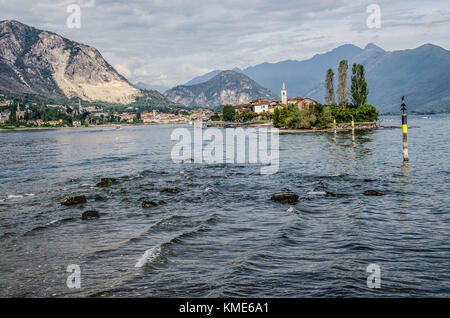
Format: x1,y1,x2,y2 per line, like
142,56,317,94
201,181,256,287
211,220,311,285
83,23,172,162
351,63,369,107
337,60,348,108
325,68,335,105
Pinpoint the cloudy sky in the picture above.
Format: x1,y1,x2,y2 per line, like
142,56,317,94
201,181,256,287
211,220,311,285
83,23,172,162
1,0,449,91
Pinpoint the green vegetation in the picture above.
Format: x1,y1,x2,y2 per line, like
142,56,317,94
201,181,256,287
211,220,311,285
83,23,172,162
330,104,378,123
273,103,378,129
273,104,334,129
222,104,236,121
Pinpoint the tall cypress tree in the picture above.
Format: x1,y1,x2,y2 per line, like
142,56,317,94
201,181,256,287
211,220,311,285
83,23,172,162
351,63,369,107
325,68,335,105
337,60,348,108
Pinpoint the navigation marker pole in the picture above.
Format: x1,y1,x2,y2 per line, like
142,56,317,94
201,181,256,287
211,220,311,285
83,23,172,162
401,96,409,162
351,115,355,144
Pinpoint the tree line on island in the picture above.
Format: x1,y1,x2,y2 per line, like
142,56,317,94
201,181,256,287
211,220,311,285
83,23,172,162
273,60,378,129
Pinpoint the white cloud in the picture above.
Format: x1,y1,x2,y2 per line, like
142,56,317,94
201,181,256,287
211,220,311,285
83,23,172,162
1,0,449,91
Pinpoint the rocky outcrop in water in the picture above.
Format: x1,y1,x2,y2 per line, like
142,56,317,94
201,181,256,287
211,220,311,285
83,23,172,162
61,195,87,206
96,178,120,188
81,210,100,220
325,191,349,197
363,190,384,196
142,201,158,208
161,188,180,194
271,193,299,204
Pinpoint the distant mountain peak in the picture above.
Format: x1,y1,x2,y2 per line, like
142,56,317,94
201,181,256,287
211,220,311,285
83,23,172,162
364,43,385,52
165,70,277,107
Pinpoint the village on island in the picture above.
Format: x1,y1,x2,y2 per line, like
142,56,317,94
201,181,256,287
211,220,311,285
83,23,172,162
211,61,379,131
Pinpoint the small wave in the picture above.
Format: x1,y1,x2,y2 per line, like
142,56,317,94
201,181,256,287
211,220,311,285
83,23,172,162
134,220,213,268
307,191,327,195
204,187,214,193
24,217,75,236
25,193,35,197
135,246,162,268
7,194,24,199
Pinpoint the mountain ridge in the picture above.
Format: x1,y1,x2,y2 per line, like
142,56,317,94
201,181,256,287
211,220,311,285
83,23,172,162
165,70,278,107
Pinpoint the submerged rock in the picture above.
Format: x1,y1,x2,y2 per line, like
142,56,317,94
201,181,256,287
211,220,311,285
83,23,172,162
61,195,87,206
271,193,299,204
158,200,167,205
94,194,107,202
142,201,158,208
81,210,100,220
161,188,180,194
96,178,120,188
364,190,384,196
325,191,349,197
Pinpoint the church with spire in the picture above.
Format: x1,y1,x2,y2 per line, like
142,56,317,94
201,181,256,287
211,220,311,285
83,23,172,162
280,81,317,110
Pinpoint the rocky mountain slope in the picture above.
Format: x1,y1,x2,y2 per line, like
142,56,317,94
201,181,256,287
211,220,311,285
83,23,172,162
0,20,139,104
164,70,278,107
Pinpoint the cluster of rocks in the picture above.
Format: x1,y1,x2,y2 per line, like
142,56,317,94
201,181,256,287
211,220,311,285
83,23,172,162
60,178,182,221
271,187,384,205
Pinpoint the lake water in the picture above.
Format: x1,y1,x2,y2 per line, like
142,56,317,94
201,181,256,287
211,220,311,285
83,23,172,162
0,115,449,297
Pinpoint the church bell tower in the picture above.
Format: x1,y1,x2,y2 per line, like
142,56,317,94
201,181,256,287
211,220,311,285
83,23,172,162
281,81,287,105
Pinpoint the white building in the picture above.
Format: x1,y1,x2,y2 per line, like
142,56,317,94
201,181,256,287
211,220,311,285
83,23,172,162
250,99,270,114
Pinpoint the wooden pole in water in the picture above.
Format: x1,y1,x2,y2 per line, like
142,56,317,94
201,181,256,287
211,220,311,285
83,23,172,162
401,97,409,162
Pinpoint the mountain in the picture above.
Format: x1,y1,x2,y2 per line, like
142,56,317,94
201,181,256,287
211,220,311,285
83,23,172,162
184,67,242,86
184,70,222,86
164,70,278,107
0,20,165,105
187,43,450,113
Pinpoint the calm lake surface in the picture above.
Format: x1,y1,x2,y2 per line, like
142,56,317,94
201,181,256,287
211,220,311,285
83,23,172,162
0,115,449,297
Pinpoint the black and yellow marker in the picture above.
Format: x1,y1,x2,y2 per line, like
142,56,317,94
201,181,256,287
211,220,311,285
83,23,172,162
351,115,355,144
401,96,409,162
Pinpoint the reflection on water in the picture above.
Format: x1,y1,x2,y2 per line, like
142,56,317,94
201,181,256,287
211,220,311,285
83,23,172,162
0,115,450,298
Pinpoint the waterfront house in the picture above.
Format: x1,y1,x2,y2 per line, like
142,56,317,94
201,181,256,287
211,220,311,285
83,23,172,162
250,99,270,113
0,111,10,123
